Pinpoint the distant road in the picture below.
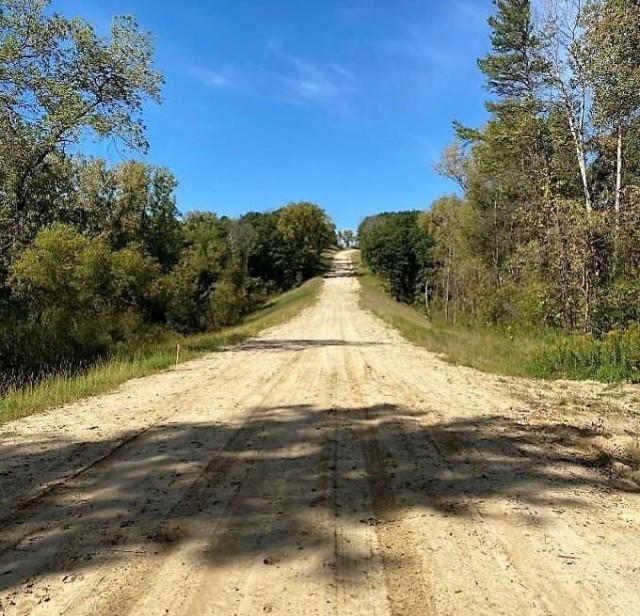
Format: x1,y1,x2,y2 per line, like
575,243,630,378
1,251,639,615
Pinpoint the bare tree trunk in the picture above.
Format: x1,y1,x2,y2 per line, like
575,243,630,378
444,244,452,323
492,199,500,286
542,1,593,214
564,97,593,213
615,124,623,215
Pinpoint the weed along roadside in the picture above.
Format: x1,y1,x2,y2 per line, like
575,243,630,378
358,270,549,378
0,278,322,424
359,270,640,384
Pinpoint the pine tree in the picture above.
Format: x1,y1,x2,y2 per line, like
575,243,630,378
478,0,548,103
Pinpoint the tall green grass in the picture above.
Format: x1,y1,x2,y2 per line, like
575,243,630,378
359,272,640,382
0,278,322,424
359,273,549,377
532,327,640,382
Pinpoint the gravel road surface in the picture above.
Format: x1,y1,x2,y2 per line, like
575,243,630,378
1,251,639,615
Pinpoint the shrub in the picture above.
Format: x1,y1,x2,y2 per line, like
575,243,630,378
531,326,640,382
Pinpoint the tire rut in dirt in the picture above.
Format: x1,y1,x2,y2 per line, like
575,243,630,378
357,413,434,616
340,349,433,616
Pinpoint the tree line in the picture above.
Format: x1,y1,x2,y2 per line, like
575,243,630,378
0,1,336,389
362,0,640,340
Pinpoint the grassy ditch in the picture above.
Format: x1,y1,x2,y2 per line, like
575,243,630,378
360,272,640,382
359,273,549,377
0,278,323,424
531,328,640,382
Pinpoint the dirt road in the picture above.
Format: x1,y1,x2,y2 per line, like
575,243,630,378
1,251,639,615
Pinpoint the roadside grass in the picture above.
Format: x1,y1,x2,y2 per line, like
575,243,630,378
360,271,640,382
359,272,565,378
0,278,323,424
531,327,640,382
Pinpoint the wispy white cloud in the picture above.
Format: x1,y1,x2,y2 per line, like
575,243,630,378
185,42,358,113
377,20,457,67
374,2,490,69
188,65,240,90
264,40,358,112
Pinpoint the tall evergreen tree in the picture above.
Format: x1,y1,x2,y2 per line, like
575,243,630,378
478,0,548,103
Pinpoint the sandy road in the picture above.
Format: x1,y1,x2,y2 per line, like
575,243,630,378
1,251,639,615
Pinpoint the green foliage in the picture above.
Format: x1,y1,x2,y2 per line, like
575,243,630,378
532,327,640,382
581,0,640,131
362,269,640,383
337,229,356,248
422,196,493,322
359,271,550,378
1,198,336,391
477,0,547,101
6,223,161,375
0,0,163,265
359,0,640,383
209,279,243,329
0,2,338,400
1,277,323,423
358,211,433,303
593,279,640,332
429,0,640,342
242,211,294,291
277,202,336,282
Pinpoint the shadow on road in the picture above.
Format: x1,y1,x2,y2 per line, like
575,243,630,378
322,271,361,279
235,339,384,352
0,402,637,595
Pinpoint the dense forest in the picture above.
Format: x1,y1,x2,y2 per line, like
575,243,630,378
0,1,336,390
360,0,640,377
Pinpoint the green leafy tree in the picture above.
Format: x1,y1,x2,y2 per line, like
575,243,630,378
359,211,433,303
163,212,228,333
242,211,297,291
9,222,161,363
477,0,548,101
142,167,182,269
0,1,162,203
582,0,640,215
477,0,555,211
0,0,162,262
337,229,356,249
277,202,336,282
0,2,343,390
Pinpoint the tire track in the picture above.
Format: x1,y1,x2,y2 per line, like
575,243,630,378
342,349,434,616
358,323,639,615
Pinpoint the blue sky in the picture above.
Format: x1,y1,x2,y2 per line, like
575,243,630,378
55,0,494,230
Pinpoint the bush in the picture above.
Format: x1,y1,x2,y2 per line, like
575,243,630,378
5,224,162,384
531,326,640,382
592,280,640,333
209,280,242,329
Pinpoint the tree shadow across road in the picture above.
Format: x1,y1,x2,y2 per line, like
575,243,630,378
0,401,637,603
234,339,383,352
